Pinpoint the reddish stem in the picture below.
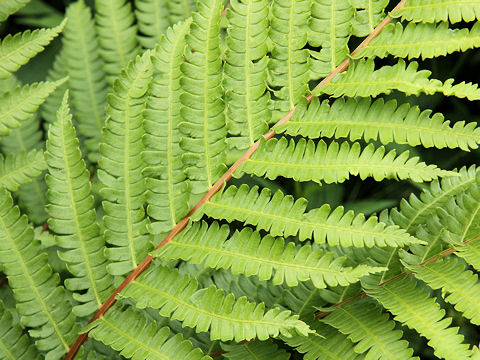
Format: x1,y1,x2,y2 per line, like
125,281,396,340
64,2,406,358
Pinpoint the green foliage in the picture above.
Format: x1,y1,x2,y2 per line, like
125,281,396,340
2,1,480,359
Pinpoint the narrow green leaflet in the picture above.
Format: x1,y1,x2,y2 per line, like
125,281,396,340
0,149,46,191
87,305,212,360
239,137,453,184
393,0,480,23
45,92,113,317
269,0,310,111
308,0,352,78
63,0,108,159
315,59,480,100
0,187,78,359
0,0,30,22
355,22,480,60
120,264,312,341
143,19,191,236
364,276,471,360
0,301,41,360
322,300,415,359
98,52,153,275
224,0,270,150
0,19,65,79
0,78,67,136
154,221,384,288
135,0,170,49
277,97,480,151
194,184,421,247
221,340,289,360
180,0,227,196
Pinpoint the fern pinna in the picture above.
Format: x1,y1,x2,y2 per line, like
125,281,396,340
1,0,480,359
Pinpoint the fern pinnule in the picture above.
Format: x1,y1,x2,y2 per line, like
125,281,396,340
98,51,153,276
143,19,191,236
120,264,312,342
394,0,480,24
0,149,46,191
350,0,389,36
0,19,65,79
154,221,385,288
195,184,422,247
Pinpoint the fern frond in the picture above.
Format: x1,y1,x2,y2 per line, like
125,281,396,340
195,184,421,247
180,0,227,196
143,19,191,235
238,137,453,184
315,59,480,100
308,0,352,78
350,0,389,36
269,0,310,111
407,257,480,326
284,323,360,360
167,0,196,25
0,149,46,191
98,51,153,275
63,0,108,160
355,22,480,60
120,264,312,341
154,221,384,288
0,187,78,358
391,166,477,233
0,78,67,136
95,0,140,83
87,305,211,360
0,20,65,79
277,97,480,151
0,301,41,360
322,300,415,359
364,276,471,360
224,0,270,150
394,0,480,23
0,0,30,22
45,92,113,317
221,340,289,360
135,0,170,49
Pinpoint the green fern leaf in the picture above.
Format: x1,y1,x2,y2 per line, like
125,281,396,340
87,305,211,360
194,184,421,247
180,0,227,196
407,257,480,326
143,19,191,236
167,0,196,25
0,187,78,358
322,300,415,359
221,340,289,360
308,0,352,78
135,0,170,49
393,0,480,23
391,166,477,233
269,0,310,111
0,19,65,79
0,0,30,22
45,92,113,317
0,149,46,191
63,0,108,160
315,59,480,100
277,97,480,151
120,264,312,341
0,301,41,360
364,276,471,360
350,0,389,36
0,78,67,136
284,323,360,360
354,22,480,60
238,137,453,184
95,0,140,83
154,221,384,288
224,0,270,150
98,51,153,275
